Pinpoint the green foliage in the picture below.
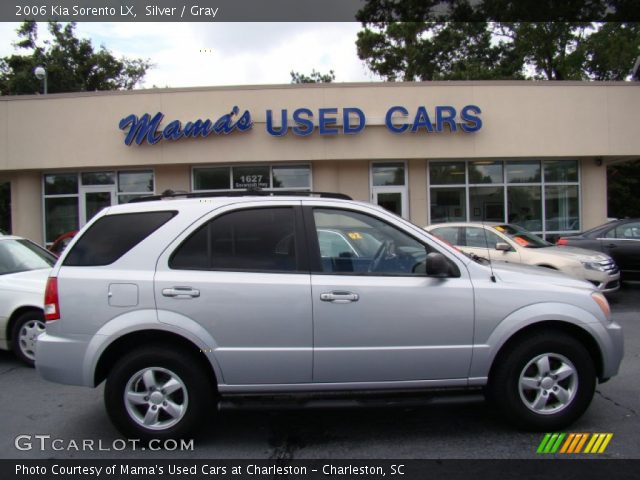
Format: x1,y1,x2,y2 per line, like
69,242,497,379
355,2,640,81
608,160,640,218
290,69,336,84
0,21,152,95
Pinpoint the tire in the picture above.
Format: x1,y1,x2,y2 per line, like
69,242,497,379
11,310,45,367
488,332,596,431
104,346,216,441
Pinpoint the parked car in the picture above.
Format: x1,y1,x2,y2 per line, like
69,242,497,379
0,235,56,366
557,219,640,281
425,222,620,293
48,230,77,257
37,192,623,440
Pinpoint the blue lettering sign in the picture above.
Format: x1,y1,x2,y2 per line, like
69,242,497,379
318,108,339,135
411,106,434,133
119,107,252,146
460,105,482,132
385,106,409,134
292,108,314,136
435,106,457,132
266,109,287,137
343,107,366,135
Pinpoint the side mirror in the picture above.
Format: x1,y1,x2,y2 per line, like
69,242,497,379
426,252,450,277
495,242,511,252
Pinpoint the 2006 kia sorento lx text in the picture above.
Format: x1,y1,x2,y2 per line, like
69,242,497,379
36,192,623,440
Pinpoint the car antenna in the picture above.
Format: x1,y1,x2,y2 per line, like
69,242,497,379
475,186,497,283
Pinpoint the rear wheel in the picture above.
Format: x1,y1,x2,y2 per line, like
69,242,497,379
104,346,215,441
488,332,596,430
11,310,45,367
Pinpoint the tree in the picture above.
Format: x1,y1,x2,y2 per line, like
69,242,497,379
355,2,640,81
0,21,152,95
290,69,335,83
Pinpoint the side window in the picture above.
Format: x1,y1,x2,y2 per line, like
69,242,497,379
615,222,640,239
313,208,429,275
63,211,176,266
430,226,459,245
464,227,502,248
170,207,299,272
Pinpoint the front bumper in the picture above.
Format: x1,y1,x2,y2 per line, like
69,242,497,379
584,271,621,294
593,320,624,381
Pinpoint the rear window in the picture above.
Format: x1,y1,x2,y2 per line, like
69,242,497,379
63,211,176,266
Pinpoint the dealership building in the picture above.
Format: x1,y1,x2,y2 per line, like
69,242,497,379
0,80,638,246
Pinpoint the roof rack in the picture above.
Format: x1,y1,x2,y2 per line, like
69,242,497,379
128,189,352,203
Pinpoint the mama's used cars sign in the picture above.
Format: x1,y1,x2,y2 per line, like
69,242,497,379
118,105,482,146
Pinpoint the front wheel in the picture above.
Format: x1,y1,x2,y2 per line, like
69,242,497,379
104,346,215,441
488,332,596,431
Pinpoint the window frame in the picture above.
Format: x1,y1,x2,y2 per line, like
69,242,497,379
191,163,312,193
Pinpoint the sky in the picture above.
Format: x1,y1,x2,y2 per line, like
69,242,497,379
0,22,380,88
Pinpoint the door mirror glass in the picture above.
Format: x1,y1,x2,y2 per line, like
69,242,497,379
495,242,511,251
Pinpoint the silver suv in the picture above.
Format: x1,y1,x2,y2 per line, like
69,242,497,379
37,193,623,440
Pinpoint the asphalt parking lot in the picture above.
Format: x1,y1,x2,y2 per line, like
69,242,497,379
0,283,638,460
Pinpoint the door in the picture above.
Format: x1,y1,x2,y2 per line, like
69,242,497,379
79,186,116,226
600,221,640,278
307,206,474,383
371,162,408,218
373,189,408,218
154,204,313,385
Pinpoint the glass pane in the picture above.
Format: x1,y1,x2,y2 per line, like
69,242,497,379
377,192,402,216
507,186,542,232
615,222,640,239
81,171,115,186
430,188,466,223
85,192,112,222
272,165,311,189
118,194,148,204
193,167,230,190
470,186,504,222
45,197,79,243
544,160,578,183
545,185,579,231
118,171,154,193
232,166,270,189
469,161,503,184
506,161,541,183
313,208,428,275
44,173,78,195
0,239,55,275
372,163,405,186
429,162,465,185
0,182,10,234
429,226,460,245
464,227,503,248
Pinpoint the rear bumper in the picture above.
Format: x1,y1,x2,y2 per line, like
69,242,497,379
36,332,93,387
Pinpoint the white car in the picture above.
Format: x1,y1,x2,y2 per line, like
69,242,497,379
0,235,56,366
425,222,620,293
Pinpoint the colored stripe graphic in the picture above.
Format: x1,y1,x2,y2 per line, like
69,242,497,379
538,433,613,454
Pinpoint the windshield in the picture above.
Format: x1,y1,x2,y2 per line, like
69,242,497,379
493,224,551,248
0,239,56,275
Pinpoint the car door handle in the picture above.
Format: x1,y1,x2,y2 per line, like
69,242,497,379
162,287,200,298
320,291,359,303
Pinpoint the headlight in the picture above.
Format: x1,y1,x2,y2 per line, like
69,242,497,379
591,292,611,321
582,260,607,272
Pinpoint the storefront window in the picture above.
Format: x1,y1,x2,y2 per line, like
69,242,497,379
118,171,154,193
545,185,579,232
272,165,311,188
81,172,116,186
508,186,542,232
429,160,579,239
233,166,270,189
544,160,578,183
506,161,541,183
470,186,504,222
429,162,465,185
193,165,311,192
372,163,405,186
194,167,230,190
45,197,79,243
430,188,466,223
469,161,503,184
44,174,78,195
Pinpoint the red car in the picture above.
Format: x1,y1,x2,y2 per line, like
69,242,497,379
48,231,77,257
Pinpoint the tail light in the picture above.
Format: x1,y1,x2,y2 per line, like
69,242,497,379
556,238,568,246
44,277,60,322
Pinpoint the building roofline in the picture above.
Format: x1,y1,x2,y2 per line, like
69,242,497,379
1,80,638,102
